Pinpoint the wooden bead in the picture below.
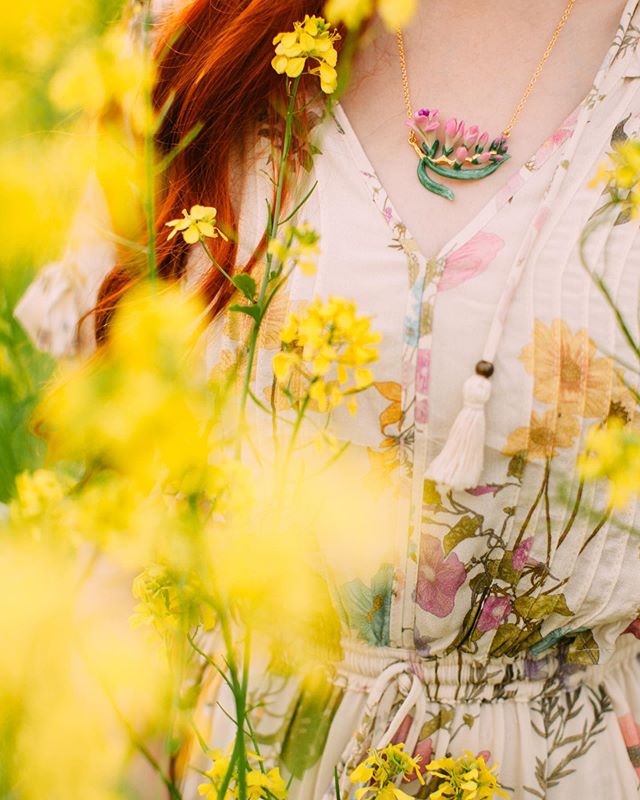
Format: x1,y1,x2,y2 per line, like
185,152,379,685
475,360,495,378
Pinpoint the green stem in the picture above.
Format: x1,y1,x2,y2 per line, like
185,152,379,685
142,0,157,283
240,76,301,420
200,239,235,284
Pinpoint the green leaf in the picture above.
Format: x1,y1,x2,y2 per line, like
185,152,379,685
443,515,481,556
231,274,256,300
514,593,573,620
422,479,441,507
419,708,454,740
488,623,521,657
229,303,260,322
507,452,526,480
469,571,492,595
280,670,343,779
566,630,600,666
497,551,520,585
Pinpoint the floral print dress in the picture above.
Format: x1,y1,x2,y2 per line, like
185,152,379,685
13,1,640,798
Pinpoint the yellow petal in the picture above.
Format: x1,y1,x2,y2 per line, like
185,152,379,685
285,57,306,78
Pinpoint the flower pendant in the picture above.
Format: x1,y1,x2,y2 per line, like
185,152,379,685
407,109,511,201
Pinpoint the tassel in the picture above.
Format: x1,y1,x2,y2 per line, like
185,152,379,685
426,361,494,491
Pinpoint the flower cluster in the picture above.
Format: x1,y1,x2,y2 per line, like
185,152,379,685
591,139,640,217
425,753,508,800
198,749,288,800
350,743,425,800
268,222,320,277
273,296,381,414
324,0,417,30
579,419,640,507
166,205,228,244
408,109,508,168
272,15,340,94
132,563,217,637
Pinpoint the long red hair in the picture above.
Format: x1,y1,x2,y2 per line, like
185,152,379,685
93,0,328,343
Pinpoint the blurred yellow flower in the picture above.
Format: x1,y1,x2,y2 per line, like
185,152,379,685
579,419,640,507
49,28,152,127
325,0,417,30
166,205,229,245
268,223,320,277
272,15,340,94
591,139,640,217
426,752,508,800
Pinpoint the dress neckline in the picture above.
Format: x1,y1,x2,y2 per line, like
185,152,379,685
332,0,638,265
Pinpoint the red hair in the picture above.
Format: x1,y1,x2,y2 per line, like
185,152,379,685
93,0,328,343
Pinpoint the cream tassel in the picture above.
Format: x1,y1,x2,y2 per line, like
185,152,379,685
426,362,493,491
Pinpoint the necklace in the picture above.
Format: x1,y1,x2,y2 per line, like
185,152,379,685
396,0,577,201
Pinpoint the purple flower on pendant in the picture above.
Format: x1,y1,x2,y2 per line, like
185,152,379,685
477,596,513,632
512,537,534,571
416,535,466,618
409,108,441,150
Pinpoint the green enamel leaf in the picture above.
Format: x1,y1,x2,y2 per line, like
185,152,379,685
443,516,481,556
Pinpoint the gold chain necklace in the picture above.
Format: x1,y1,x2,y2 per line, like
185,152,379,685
396,0,577,200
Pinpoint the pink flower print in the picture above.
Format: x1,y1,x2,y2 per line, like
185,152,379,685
617,713,640,777
512,537,534,571
477,750,492,763
415,350,431,424
477,596,512,632
624,619,640,639
534,111,577,165
438,232,504,293
414,738,433,765
391,714,414,745
416,535,466,618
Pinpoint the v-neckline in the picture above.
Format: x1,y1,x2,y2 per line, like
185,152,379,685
332,0,638,266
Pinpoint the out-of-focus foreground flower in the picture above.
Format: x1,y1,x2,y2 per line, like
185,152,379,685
324,0,417,31
579,419,640,508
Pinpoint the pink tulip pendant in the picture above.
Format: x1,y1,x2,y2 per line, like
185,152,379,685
407,110,511,201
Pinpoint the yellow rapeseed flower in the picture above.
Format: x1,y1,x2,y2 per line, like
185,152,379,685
579,419,640,507
272,15,340,94
268,223,320,276
426,752,508,800
350,743,424,800
274,296,381,414
591,139,640,218
166,205,229,245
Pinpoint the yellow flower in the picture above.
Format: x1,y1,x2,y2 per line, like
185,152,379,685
579,419,640,507
325,0,417,30
272,15,340,94
425,752,508,800
350,743,424,800
591,139,640,216
268,223,320,277
275,296,381,414
503,408,581,462
166,205,229,245
520,320,613,419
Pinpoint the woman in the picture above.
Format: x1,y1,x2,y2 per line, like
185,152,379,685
15,0,640,797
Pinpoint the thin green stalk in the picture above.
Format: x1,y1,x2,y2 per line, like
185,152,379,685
142,0,157,282
241,76,301,419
